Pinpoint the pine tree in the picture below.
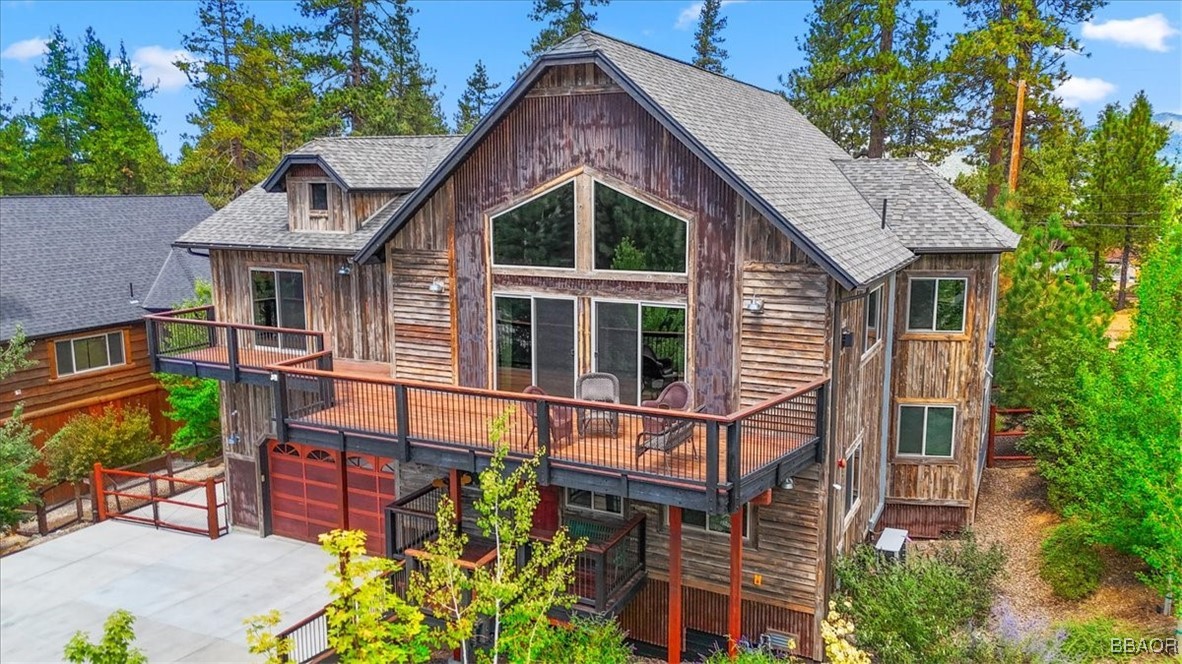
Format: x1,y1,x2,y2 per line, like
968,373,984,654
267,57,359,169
299,0,445,135
29,27,81,194
454,60,501,134
782,0,953,160
178,1,325,206
693,0,728,74
74,31,171,194
0,73,35,195
524,0,609,61
1076,104,1122,290
943,0,1103,208
1015,107,1087,228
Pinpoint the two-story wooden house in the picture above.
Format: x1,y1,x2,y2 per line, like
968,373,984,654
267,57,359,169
147,33,1017,661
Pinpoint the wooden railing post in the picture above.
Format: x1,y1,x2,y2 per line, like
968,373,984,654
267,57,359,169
272,371,289,442
986,404,997,469
394,384,411,462
93,463,107,522
206,478,220,540
536,400,552,485
594,550,607,613
227,328,240,382
146,319,161,372
726,422,741,513
706,422,720,500
814,383,827,464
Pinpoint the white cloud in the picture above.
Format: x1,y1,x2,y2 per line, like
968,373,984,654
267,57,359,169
674,0,745,30
1054,76,1117,107
130,46,196,91
1,37,48,62
1082,13,1178,52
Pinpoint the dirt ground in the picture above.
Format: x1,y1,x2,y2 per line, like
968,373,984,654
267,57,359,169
973,465,1176,641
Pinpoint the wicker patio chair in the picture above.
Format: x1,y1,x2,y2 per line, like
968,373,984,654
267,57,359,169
575,372,621,437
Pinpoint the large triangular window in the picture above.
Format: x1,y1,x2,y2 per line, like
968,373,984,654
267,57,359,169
593,182,687,274
491,181,575,268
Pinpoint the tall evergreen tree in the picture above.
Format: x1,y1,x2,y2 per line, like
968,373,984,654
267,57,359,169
178,0,325,206
0,73,35,195
524,0,608,61
298,0,444,135
692,0,728,74
944,0,1103,208
783,0,953,160
29,27,81,194
74,30,171,194
454,60,500,134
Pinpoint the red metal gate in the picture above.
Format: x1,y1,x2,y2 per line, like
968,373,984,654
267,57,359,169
985,405,1035,467
93,462,228,539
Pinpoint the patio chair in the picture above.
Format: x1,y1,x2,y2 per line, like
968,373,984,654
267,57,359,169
522,385,574,448
641,345,678,393
575,372,620,437
636,404,707,469
641,380,691,411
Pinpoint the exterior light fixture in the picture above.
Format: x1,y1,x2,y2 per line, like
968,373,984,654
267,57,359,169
338,264,352,276
780,477,794,490
841,328,855,347
743,298,764,314
429,277,446,294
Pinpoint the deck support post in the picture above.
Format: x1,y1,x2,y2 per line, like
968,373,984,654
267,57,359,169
338,449,350,530
728,509,743,659
227,328,240,382
448,468,462,534
668,505,683,664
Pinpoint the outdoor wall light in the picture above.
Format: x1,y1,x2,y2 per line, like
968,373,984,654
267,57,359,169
780,476,795,490
841,328,855,347
743,298,765,314
337,264,352,276
429,277,446,294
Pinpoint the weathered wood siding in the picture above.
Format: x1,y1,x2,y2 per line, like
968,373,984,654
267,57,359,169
885,254,996,518
285,164,397,232
0,324,174,474
209,249,389,363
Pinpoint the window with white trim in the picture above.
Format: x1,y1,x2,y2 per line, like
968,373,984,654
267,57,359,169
907,277,967,332
897,404,956,457
844,444,862,515
55,331,125,376
251,268,307,350
676,504,751,538
564,488,623,517
864,286,883,351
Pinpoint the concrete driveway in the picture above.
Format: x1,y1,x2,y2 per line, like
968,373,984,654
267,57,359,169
0,519,331,663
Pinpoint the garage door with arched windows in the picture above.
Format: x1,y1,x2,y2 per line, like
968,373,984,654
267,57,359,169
267,441,396,554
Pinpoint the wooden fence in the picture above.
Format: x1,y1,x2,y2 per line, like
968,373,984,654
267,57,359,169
985,405,1035,467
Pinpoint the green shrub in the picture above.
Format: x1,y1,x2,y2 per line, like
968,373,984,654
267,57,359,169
157,374,220,454
538,616,634,664
43,405,162,482
1039,520,1104,600
64,609,146,664
833,533,1006,664
1057,617,1134,662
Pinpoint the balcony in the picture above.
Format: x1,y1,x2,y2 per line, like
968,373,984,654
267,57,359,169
147,307,827,513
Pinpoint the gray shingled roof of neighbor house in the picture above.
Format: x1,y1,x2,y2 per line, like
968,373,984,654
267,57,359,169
835,158,1020,252
263,135,465,191
0,195,213,341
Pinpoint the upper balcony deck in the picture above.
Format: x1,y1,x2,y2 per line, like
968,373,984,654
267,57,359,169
146,308,826,513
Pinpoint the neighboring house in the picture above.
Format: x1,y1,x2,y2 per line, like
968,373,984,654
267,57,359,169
0,195,214,461
147,33,1017,662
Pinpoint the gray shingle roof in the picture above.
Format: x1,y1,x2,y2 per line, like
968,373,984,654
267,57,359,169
0,195,213,341
142,247,213,311
358,31,917,287
174,186,411,253
835,158,1020,252
266,135,464,191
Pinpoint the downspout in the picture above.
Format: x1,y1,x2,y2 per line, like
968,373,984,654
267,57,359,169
870,272,897,527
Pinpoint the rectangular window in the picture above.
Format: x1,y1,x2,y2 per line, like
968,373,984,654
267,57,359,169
864,286,882,351
844,445,862,515
565,488,623,517
251,269,307,350
907,277,967,332
897,405,956,457
677,505,751,538
54,331,125,377
309,183,329,211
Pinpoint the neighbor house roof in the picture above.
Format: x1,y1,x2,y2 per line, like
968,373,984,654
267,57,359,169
0,195,213,341
261,135,464,192
356,31,918,288
835,159,1020,253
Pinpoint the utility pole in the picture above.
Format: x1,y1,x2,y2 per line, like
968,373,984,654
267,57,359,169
1007,78,1027,195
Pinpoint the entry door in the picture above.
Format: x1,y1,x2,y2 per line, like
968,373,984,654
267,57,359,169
252,269,307,351
593,301,686,405
494,295,576,397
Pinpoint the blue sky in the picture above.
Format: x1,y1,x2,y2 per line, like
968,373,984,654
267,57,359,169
2,0,1179,159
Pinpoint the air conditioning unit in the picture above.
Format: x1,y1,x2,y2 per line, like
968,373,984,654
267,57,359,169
875,527,909,561
759,629,798,657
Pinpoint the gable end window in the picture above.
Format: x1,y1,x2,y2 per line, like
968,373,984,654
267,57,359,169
309,183,329,212
593,181,687,273
907,277,967,332
897,404,956,457
55,331,125,377
491,180,576,269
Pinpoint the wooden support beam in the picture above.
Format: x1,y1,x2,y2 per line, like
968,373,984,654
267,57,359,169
1008,78,1027,195
728,510,743,659
668,506,683,664
449,468,462,531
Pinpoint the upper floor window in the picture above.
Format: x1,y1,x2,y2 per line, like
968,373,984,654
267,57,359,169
594,182,687,273
491,180,575,268
251,268,307,350
897,404,955,458
55,331,125,377
565,488,623,517
907,277,967,333
309,183,329,211
844,443,862,515
864,286,883,351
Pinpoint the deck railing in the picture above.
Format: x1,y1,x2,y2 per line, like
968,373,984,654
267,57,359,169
533,512,647,613
145,306,325,379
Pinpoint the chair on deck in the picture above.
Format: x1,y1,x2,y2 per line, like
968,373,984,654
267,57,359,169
575,372,620,437
636,382,699,467
523,385,574,448
642,381,691,411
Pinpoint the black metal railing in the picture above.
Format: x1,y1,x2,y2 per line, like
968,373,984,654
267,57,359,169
535,513,647,613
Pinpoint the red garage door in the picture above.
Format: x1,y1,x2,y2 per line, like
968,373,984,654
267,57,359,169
268,442,396,553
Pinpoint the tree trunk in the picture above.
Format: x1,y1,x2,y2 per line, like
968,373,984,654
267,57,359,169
983,86,1008,208
868,6,895,159
1117,222,1132,310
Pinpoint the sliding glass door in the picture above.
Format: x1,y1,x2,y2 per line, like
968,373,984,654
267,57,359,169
493,295,576,397
593,301,686,405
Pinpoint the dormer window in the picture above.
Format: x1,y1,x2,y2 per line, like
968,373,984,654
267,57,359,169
309,183,329,212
